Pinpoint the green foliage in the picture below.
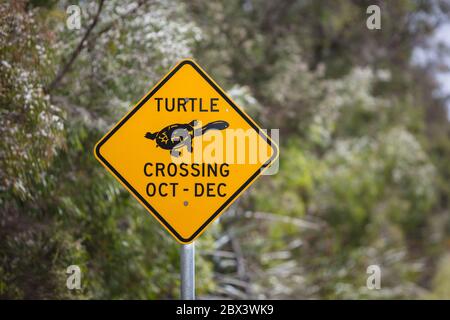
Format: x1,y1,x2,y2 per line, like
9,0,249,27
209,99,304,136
0,2,64,201
186,0,450,299
427,254,450,299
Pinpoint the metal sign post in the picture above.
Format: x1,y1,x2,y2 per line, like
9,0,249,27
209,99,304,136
180,242,195,300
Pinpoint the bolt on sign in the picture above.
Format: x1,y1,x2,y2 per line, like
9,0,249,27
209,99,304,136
94,59,278,243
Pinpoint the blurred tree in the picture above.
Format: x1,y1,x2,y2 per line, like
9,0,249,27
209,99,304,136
185,0,450,299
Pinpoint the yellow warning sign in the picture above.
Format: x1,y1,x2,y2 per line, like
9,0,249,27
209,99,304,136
94,59,278,243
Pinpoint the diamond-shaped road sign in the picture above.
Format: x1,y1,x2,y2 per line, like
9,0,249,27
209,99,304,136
94,59,278,243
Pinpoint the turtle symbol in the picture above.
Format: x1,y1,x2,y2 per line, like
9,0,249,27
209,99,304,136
145,120,229,156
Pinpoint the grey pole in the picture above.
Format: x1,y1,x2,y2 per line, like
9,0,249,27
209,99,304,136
180,242,195,300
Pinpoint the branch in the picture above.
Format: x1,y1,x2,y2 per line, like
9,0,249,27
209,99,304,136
46,0,105,93
94,0,148,37
243,210,322,230
229,232,247,279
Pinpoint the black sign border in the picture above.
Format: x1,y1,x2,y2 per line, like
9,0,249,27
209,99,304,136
95,60,278,243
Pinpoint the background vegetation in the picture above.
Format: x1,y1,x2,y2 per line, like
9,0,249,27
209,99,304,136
1,0,449,299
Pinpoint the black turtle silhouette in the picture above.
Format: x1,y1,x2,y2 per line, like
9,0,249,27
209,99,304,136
145,120,229,156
